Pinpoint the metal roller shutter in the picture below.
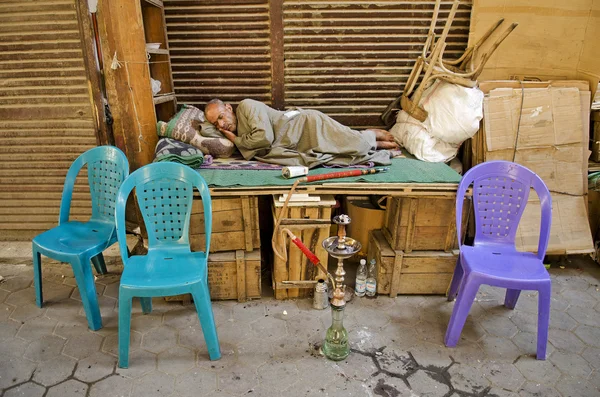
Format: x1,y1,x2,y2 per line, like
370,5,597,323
164,0,273,108
0,0,98,240
163,0,470,127
283,0,472,128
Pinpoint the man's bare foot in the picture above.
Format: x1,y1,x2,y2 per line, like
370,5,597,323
365,128,395,142
376,140,400,150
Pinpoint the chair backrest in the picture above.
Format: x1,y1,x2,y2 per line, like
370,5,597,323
456,161,552,259
115,162,212,265
60,146,129,225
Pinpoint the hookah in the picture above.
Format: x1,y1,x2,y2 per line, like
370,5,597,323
272,167,387,360
279,214,361,361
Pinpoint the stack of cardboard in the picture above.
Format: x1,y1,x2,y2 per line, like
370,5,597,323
469,80,593,255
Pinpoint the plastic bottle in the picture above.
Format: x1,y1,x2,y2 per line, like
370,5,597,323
355,259,367,297
366,259,377,297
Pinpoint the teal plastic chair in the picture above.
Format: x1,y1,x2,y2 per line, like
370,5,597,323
115,162,221,368
32,146,129,331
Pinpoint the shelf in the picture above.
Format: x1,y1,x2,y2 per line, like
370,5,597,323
146,48,169,55
153,93,176,105
590,160,600,173
142,0,163,8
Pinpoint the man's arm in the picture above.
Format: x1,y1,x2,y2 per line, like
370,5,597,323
233,99,275,158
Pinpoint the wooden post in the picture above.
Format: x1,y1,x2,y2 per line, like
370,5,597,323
269,0,285,109
75,0,111,146
95,0,158,171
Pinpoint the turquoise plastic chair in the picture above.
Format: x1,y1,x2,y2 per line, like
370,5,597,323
115,162,221,368
32,146,129,331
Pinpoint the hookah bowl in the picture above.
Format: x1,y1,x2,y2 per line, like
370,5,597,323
320,214,361,361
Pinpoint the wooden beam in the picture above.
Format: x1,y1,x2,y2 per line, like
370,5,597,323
269,0,285,109
96,0,158,171
75,0,111,146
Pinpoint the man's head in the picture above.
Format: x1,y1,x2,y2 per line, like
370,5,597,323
205,99,238,133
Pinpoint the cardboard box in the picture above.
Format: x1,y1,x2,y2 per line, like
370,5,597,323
476,81,593,255
345,196,385,255
368,230,457,296
483,87,583,152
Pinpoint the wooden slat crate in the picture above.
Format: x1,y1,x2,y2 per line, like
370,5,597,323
190,196,260,253
272,195,335,300
382,196,469,252
368,230,457,296
165,249,261,303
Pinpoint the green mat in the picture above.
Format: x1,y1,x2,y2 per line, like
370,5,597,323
196,158,461,187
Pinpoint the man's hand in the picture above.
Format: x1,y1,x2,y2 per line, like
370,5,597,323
218,127,237,143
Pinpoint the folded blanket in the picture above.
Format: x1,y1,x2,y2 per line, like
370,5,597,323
154,138,212,169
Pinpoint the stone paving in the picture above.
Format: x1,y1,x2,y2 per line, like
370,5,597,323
0,251,599,397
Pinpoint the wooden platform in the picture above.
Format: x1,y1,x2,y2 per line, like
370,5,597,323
209,182,461,197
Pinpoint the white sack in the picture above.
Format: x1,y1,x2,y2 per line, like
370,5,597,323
390,80,484,162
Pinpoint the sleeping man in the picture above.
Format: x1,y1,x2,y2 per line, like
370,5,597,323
204,98,398,168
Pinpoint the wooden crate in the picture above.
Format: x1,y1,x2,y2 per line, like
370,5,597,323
382,196,469,252
272,195,335,300
165,249,261,303
190,196,260,253
368,230,457,296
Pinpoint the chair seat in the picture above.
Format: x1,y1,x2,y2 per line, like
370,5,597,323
120,251,208,290
461,245,550,284
33,220,116,260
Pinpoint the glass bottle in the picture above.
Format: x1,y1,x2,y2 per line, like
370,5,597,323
365,259,377,297
322,304,349,361
355,259,367,297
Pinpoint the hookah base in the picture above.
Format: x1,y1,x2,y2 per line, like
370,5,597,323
320,344,350,361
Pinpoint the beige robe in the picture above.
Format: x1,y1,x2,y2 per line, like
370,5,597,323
233,99,391,168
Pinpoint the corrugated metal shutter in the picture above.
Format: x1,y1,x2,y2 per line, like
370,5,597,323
283,0,472,128
164,0,272,109
163,0,470,128
0,0,97,240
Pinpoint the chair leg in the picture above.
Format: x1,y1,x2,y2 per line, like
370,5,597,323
444,276,479,347
32,246,43,308
71,257,102,331
118,290,133,368
91,253,108,275
504,289,521,309
140,297,153,314
536,283,551,360
192,284,221,361
447,257,464,301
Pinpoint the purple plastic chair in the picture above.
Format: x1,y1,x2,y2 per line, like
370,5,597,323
445,161,552,360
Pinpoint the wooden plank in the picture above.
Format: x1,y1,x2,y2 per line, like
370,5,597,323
403,198,418,253
397,273,453,295
153,93,176,105
389,250,403,298
75,0,110,146
96,0,157,171
401,251,457,274
235,250,246,302
146,48,168,55
241,197,254,252
142,0,164,8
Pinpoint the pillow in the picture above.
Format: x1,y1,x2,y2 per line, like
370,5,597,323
156,104,235,158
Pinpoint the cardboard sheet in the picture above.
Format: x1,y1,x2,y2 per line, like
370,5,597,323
479,81,593,254
516,194,594,255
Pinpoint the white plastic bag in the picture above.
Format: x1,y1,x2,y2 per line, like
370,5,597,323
151,78,162,96
390,80,484,162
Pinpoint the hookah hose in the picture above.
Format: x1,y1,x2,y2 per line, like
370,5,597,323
280,227,336,287
272,167,389,261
